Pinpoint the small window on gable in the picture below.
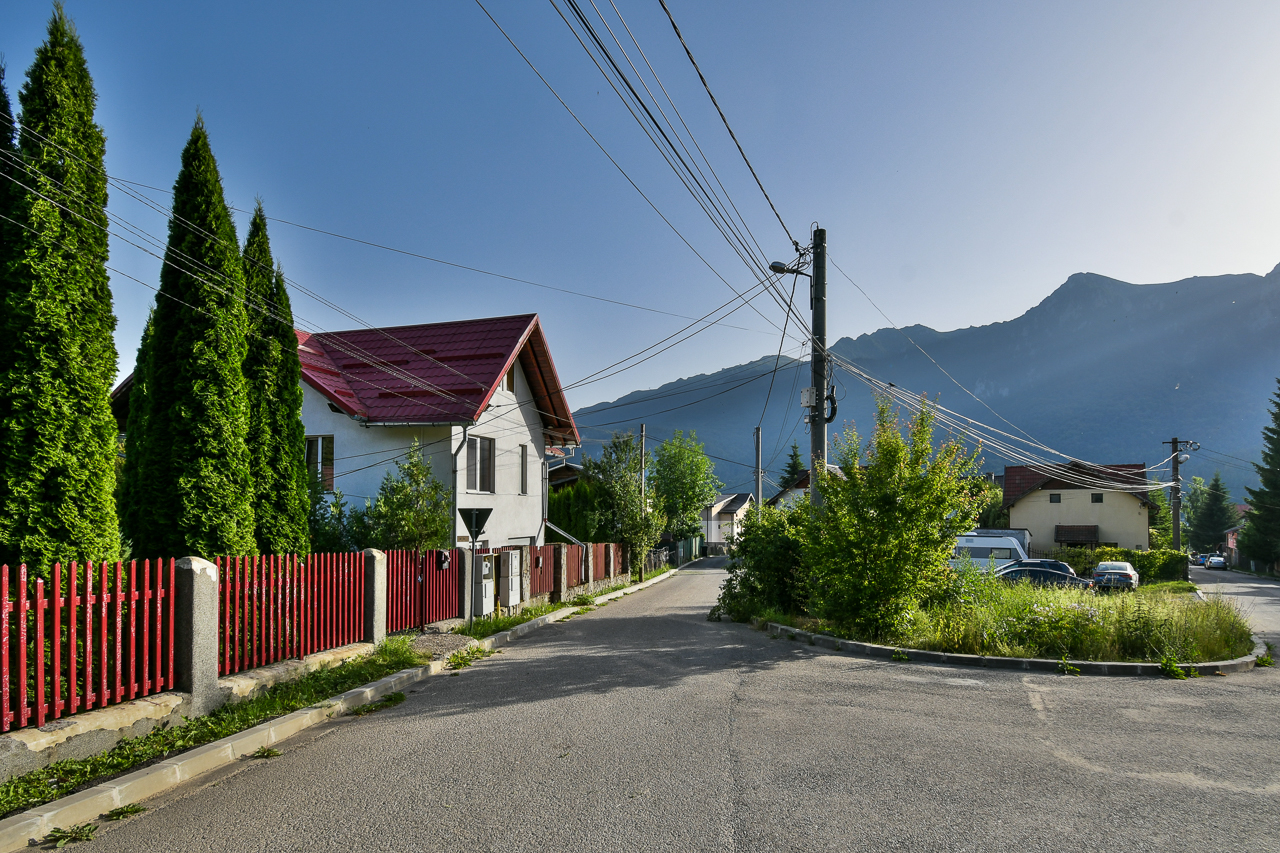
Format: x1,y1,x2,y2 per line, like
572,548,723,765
506,368,515,393
1092,493,1104,503
1049,493,1061,504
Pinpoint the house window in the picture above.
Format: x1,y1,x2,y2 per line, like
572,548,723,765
1049,493,1061,504
305,435,334,491
506,368,515,393
520,444,528,495
467,436,495,493
1092,493,1104,504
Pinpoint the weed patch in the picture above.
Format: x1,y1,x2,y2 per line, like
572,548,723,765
452,603,565,640
0,637,427,819
568,593,595,607
103,804,146,820
446,646,496,670
44,823,96,847
251,746,282,759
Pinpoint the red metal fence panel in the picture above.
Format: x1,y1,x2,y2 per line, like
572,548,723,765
565,545,585,588
1,559,174,733
218,552,365,677
592,544,607,581
531,545,555,596
385,549,461,632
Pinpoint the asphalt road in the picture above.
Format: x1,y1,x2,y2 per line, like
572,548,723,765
88,561,1280,853
1190,564,1280,648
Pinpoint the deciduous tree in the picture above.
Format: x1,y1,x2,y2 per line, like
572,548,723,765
648,430,722,540
0,7,120,572
586,432,664,577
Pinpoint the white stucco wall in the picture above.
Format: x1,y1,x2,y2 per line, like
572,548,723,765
299,359,549,549
1008,488,1149,551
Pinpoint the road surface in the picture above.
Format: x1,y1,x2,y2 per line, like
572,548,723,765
1191,564,1280,648
89,559,1280,852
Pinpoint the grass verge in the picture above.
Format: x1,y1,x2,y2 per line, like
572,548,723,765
0,636,427,819
452,602,566,640
760,577,1253,664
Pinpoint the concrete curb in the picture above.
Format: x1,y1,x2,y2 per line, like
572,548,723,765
593,567,677,604
0,566,684,851
760,621,1267,678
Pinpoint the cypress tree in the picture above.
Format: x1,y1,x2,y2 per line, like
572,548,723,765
242,203,309,555
121,117,255,558
0,6,120,572
1188,471,1236,553
1240,379,1280,563
782,441,806,487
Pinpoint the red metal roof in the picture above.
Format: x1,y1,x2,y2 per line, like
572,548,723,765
298,314,579,445
1002,463,1153,509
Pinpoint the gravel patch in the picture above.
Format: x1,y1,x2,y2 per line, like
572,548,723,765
408,630,476,661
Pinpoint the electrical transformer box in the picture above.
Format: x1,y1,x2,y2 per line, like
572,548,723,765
498,550,522,607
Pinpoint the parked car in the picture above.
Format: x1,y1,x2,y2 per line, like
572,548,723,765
1206,555,1227,570
1192,554,1207,566
1093,561,1139,591
996,561,1093,589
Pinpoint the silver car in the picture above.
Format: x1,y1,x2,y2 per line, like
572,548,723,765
1093,561,1139,591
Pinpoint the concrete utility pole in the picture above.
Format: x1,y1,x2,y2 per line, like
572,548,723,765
754,426,763,517
1164,436,1197,581
810,227,828,509
640,422,646,505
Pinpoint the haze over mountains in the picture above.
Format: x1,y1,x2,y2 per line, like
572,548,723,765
572,266,1280,499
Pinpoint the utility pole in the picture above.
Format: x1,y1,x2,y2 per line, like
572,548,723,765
754,426,763,518
1164,436,1197,581
640,422,646,505
810,226,828,508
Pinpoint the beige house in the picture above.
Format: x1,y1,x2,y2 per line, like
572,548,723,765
1003,463,1153,552
703,494,755,544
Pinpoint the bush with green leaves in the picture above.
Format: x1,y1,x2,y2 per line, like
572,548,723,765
586,432,665,575
803,397,983,640
648,430,722,540
711,501,806,622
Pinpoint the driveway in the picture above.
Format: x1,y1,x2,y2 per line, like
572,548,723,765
1191,565,1280,648
88,569,1279,853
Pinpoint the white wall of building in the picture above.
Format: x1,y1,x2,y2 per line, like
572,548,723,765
299,358,548,550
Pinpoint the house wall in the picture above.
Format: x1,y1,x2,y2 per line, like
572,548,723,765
299,359,548,548
1008,488,1150,551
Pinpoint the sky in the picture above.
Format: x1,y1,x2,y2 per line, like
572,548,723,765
4,0,1280,413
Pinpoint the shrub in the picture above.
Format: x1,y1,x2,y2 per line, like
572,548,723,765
712,502,807,622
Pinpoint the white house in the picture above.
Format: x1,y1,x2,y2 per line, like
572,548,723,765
297,313,579,549
112,313,580,550
702,494,754,543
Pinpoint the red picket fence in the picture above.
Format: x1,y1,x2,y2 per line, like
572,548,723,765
531,545,556,596
592,544,608,581
386,549,461,632
217,552,365,677
1,559,175,733
565,545,585,587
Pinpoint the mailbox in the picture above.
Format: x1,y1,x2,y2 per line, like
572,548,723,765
498,550,522,608
473,554,494,617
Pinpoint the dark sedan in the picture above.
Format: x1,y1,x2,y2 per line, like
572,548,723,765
996,562,1093,590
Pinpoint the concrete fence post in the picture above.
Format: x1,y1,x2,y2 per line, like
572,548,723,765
520,545,532,605
583,546,593,589
362,549,387,646
175,557,224,717
552,545,567,602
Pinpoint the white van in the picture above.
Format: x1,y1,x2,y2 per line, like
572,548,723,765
951,533,1029,571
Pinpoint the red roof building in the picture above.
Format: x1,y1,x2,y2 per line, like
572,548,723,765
1002,462,1154,551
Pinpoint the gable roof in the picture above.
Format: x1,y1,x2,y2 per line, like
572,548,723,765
711,493,754,516
1002,463,1154,509
766,464,845,506
297,313,578,446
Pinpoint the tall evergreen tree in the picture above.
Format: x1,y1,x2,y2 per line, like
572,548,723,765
241,203,309,555
0,7,120,572
782,441,806,487
121,117,255,558
1240,379,1280,563
1188,471,1236,553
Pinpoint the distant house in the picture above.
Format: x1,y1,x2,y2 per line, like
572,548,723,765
1002,463,1154,551
114,313,579,549
703,493,755,543
765,464,845,508
547,460,584,492
1225,523,1245,566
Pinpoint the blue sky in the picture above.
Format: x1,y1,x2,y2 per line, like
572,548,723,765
4,1,1280,409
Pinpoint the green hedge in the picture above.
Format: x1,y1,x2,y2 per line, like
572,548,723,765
1093,547,1186,583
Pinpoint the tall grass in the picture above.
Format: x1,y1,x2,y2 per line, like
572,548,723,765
452,603,565,640
903,578,1252,662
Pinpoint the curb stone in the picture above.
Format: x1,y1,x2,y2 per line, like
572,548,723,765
757,621,1267,678
0,566,683,852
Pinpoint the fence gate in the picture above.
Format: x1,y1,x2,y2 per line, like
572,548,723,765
386,549,462,632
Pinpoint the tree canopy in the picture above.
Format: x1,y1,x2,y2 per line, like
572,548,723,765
648,430,722,540
1188,471,1236,553
1240,379,1280,563
585,432,664,572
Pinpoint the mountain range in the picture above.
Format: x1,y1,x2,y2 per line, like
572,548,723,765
571,265,1280,500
